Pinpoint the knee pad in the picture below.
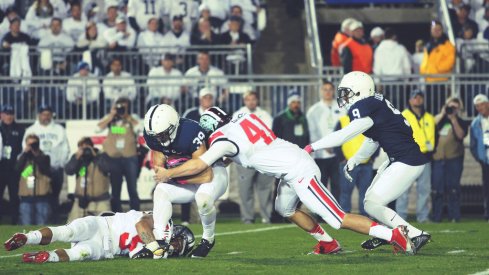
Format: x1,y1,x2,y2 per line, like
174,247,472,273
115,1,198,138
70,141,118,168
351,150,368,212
274,199,295,218
195,192,214,215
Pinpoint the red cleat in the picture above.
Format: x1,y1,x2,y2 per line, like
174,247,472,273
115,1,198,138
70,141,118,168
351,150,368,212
310,240,342,255
4,233,27,251
22,251,50,263
390,225,415,255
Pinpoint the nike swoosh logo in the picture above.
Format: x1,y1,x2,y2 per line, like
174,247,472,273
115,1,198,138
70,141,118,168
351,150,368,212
298,178,304,183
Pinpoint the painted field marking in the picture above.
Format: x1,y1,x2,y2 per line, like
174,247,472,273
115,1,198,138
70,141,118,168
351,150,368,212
447,250,466,254
195,224,296,238
468,268,489,275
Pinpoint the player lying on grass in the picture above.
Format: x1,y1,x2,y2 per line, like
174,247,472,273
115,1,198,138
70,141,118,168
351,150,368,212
153,107,415,255
304,71,431,252
4,210,194,263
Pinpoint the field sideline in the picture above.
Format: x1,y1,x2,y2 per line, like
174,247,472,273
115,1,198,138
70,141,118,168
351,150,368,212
0,219,488,274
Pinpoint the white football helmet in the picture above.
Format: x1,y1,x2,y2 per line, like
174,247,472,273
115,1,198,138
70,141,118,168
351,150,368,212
336,71,376,109
144,104,180,147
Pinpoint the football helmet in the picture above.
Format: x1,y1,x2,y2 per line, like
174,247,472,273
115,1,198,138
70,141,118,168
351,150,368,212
199,107,231,133
144,104,180,146
169,225,195,257
336,71,376,109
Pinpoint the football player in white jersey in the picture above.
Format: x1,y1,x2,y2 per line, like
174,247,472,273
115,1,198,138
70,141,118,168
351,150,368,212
153,107,415,255
4,211,195,263
304,71,431,252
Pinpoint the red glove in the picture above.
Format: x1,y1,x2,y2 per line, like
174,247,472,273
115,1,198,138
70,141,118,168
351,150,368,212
304,144,314,154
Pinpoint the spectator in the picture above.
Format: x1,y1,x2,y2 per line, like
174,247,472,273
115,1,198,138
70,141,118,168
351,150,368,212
456,23,478,51
233,90,274,224
306,81,345,199
453,4,479,38
411,39,424,74
98,97,140,212
475,6,489,40
272,90,309,148
183,87,217,121
75,21,107,50
146,54,184,107
194,4,220,34
432,97,471,222
62,2,87,42
335,115,372,216
220,16,252,45
16,134,51,225
25,0,54,39
373,28,411,78
395,90,436,223
137,17,165,67
162,16,191,52
0,105,24,224
201,0,230,29
220,5,257,42
65,137,111,221
166,0,199,34
331,18,355,67
66,61,101,118
229,1,260,32
37,18,75,75
127,0,165,33
470,94,489,222
103,58,137,104
23,106,70,224
1,17,34,78
104,15,136,51
420,20,456,83
340,20,373,74
184,51,227,101
370,26,384,51
0,7,28,40
190,17,220,46
1,17,33,49
96,0,119,35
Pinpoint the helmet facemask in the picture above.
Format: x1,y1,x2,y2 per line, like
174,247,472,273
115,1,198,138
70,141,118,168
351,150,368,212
152,123,177,147
337,87,359,109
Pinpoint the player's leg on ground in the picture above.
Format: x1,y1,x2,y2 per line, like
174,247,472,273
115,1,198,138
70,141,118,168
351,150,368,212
415,163,431,222
431,160,445,222
60,235,105,262
255,173,274,223
446,156,463,222
236,165,256,223
364,162,425,238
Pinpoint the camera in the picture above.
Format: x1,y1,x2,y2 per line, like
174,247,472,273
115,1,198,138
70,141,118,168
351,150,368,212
81,147,94,162
115,104,126,116
445,106,454,115
30,141,40,151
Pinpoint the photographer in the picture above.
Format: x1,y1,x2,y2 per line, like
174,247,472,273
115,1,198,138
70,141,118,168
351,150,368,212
15,134,51,225
97,97,140,212
432,97,471,222
65,137,111,222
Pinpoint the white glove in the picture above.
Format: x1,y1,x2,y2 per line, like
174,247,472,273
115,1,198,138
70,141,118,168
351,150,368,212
343,158,358,182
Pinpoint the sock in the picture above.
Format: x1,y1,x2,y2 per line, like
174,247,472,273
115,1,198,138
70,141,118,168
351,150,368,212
368,222,392,241
366,202,423,239
308,224,334,242
25,231,42,245
199,206,216,242
47,251,59,262
153,187,173,240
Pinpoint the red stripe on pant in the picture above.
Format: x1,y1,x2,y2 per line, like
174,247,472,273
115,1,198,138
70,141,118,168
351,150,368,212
309,178,345,219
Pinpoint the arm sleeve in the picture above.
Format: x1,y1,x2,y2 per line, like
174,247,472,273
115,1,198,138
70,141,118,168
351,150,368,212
341,47,352,73
64,154,81,175
35,155,51,175
310,117,374,151
351,138,380,163
199,140,238,166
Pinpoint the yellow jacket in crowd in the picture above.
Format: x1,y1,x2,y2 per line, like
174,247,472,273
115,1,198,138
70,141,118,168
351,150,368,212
402,108,436,154
420,35,455,82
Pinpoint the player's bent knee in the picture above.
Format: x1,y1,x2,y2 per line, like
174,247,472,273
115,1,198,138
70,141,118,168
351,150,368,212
65,244,94,261
195,192,214,215
364,199,384,216
274,201,294,218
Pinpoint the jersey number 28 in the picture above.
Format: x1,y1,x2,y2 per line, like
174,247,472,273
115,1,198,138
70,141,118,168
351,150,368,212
240,114,276,145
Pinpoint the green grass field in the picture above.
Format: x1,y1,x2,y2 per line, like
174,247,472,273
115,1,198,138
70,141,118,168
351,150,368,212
0,219,488,274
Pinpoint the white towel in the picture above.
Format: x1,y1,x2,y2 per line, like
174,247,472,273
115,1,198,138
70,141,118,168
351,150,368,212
10,43,32,86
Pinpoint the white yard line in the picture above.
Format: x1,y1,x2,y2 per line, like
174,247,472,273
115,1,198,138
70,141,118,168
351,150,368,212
434,230,466,234
468,268,489,275
195,224,296,238
0,253,22,259
447,250,466,254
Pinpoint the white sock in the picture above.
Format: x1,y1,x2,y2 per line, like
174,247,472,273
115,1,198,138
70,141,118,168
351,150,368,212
153,188,173,240
48,251,59,262
308,224,334,242
25,231,42,245
199,206,216,242
368,222,392,241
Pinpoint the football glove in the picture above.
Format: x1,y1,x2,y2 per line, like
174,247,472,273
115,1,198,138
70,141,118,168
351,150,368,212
343,158,358,182
304,144,314,154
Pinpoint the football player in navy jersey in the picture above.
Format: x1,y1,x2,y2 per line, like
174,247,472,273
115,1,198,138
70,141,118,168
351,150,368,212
143,104,228,258
305,71,431,252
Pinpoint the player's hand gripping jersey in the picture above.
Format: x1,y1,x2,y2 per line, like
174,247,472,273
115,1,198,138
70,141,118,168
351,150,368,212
348,94,428,166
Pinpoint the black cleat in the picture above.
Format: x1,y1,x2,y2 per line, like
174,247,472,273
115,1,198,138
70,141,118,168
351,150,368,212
361,238,389,250
411,232,431,252
189,239,215,258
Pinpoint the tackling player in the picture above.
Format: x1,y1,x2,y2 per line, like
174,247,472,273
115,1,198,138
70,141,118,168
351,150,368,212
153,107,415,255
4,211,195,263
304,71,431,251
143,104,228,258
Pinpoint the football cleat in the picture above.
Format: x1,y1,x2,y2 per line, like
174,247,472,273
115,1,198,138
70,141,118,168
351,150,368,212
390,225,415,255
22,251,50,263
4,233,27,251
360,237,389,250
411,232,431,252
310,240,342,255
189,239,215,258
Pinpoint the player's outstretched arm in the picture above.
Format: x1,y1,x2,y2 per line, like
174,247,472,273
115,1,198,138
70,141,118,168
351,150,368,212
351,138,379,163
308,117,374,152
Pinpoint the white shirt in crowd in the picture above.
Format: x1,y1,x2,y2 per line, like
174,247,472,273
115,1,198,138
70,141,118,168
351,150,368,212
162,30,191,52
127,0,166,31
66,73,101,104
411,52,424,75
306,100,346,159
147,66,183,103
37,31,75,62
137,29,166,66
63,16,88,42
23,120,70,169
202,0,230,20
233,106,273,128
373,39,411,78
104,27,137,48
0,0,14,12
184,66,227,97
165,0,199,33
103,71,137,102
